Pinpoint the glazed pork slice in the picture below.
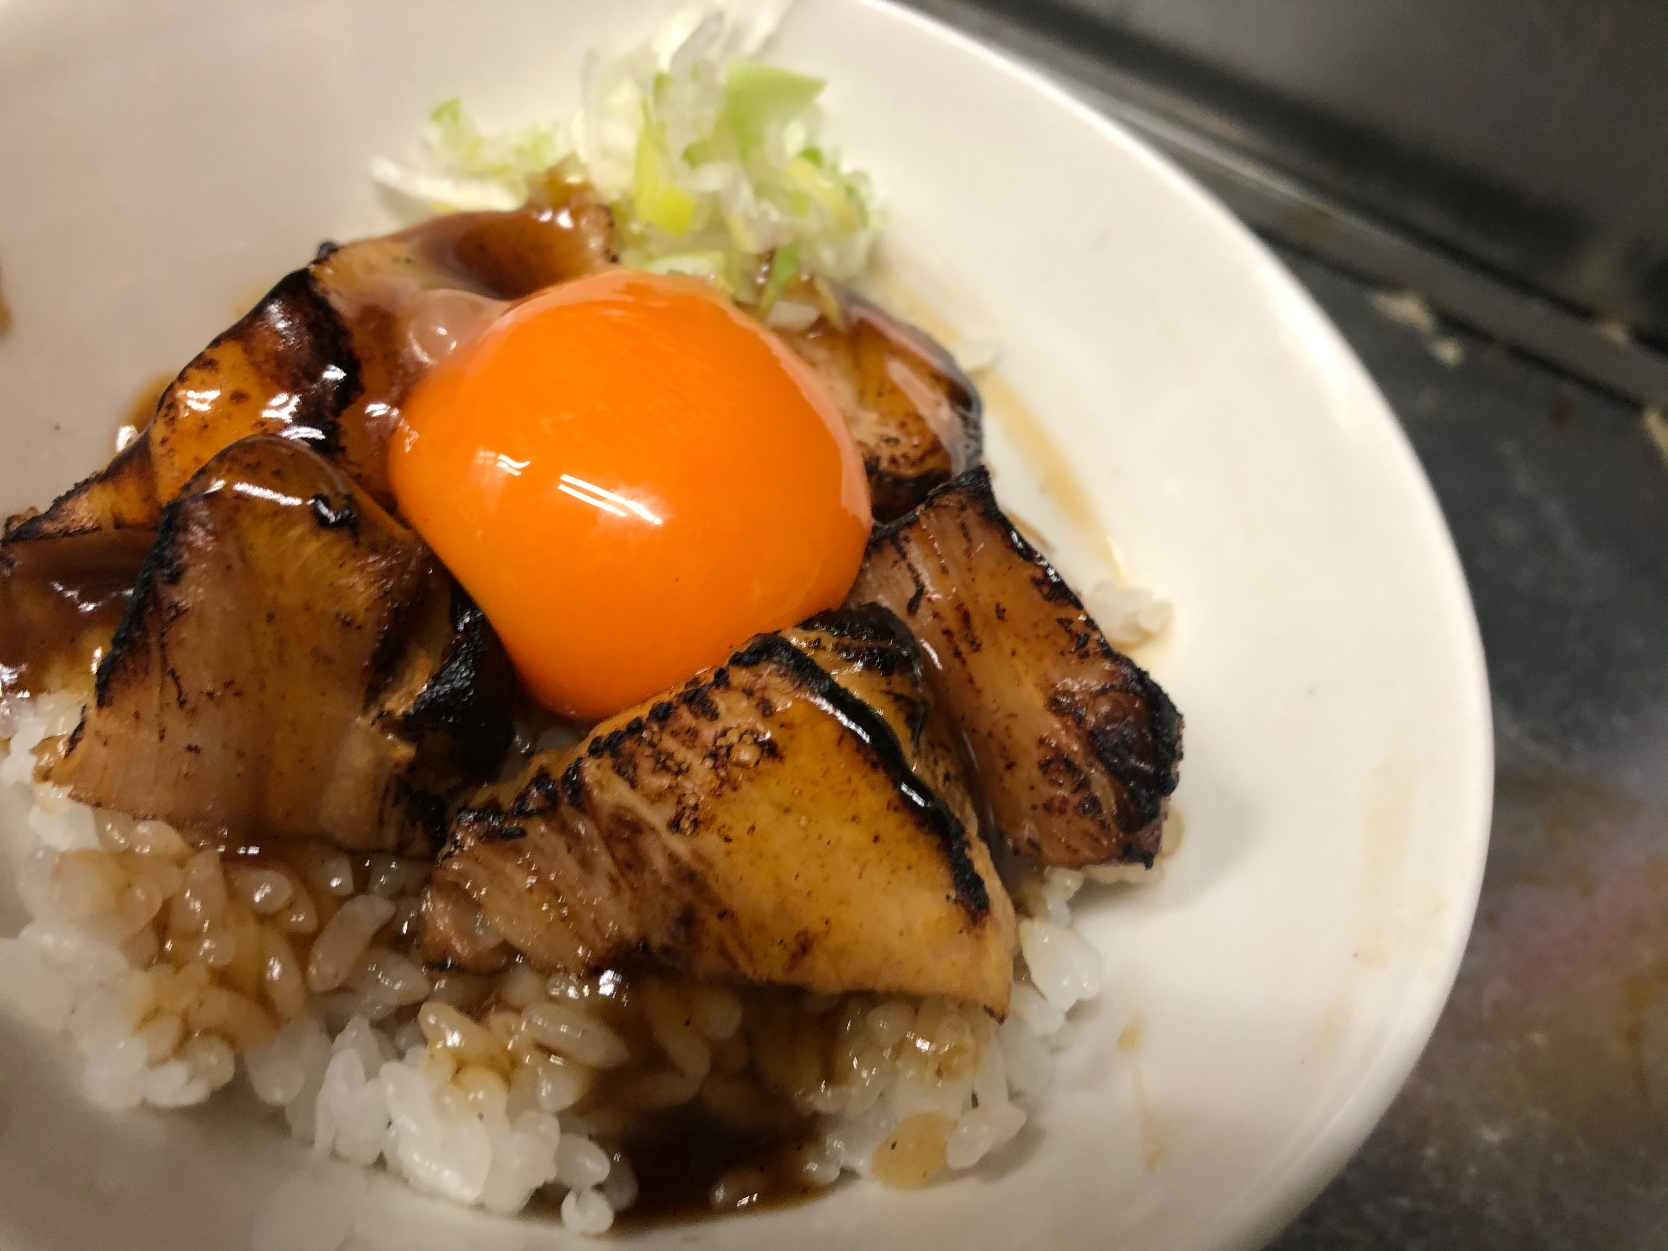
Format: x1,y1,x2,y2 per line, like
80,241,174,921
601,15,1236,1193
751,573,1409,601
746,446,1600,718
0,189,615,686
778,291,981,523
786,604,977,827
44,435,514,855
8,184,615,546
424,608,1015,1014
847,466,1182,870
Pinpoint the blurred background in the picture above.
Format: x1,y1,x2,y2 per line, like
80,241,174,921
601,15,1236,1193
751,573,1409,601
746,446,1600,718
901,1,1668,1246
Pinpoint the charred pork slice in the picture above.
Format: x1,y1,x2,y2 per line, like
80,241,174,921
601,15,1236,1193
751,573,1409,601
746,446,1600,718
9,185,616,546
45,435,513,855
848,466,1182,870
0,190,614,684
778,293,981,523
425,608,1015,1014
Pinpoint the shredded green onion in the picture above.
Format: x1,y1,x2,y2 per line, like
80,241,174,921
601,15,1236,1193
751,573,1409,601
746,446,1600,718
369,7,881,306
722,59,823,159
756,242,801,314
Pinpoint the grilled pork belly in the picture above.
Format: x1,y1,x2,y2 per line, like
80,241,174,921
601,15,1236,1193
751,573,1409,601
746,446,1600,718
848,466,1182,870
424,608,1015,1014
46,435,513,855
0,527,152,702
0,191,614,690
8,187,615,546
777,292,980,523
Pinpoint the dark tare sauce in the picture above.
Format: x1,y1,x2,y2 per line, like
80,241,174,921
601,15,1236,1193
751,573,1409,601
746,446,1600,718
391,200,611,302
613,1108,827,1226
502,960,841,1227
0,528,151,701
560,971,834,1226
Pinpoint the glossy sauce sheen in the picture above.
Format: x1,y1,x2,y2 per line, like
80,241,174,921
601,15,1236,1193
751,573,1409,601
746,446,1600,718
614,1114,826,1225
389,269,872,720
0,373,161,700
0,375,174,700
512,969,832,1226
0,530,151,700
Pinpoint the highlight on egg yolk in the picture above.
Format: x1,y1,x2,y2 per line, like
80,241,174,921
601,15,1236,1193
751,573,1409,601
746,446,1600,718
389,268,872,721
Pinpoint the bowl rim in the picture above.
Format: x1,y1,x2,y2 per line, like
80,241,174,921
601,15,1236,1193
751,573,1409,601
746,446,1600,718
0,1,1496,1246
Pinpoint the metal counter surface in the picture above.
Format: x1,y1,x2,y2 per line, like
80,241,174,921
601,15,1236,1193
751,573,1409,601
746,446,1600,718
912,0,1668,358
1263,250,1668,1250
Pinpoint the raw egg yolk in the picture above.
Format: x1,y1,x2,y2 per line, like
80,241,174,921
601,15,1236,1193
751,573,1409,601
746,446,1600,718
389,268,871,721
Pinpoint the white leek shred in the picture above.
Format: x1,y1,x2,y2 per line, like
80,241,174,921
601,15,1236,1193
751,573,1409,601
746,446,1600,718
370,3,881,301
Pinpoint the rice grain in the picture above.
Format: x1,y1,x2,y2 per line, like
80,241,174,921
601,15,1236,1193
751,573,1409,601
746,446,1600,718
0,689,1132,1232
307,895,396,993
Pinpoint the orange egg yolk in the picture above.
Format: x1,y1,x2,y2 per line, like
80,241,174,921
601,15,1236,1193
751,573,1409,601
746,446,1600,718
389,268,872,721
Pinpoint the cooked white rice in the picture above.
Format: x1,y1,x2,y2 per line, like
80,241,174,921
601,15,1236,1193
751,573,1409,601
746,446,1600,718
0,680,1166,1233
2,5,1174,1217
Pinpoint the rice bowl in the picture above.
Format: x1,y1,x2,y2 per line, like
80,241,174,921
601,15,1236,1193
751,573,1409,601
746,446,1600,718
0,2,1491,1250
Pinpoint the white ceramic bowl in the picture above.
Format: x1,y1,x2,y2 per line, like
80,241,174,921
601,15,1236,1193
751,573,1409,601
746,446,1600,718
0,2,1492,1249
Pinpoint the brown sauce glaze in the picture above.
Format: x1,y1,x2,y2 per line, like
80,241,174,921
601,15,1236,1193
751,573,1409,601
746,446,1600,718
564,970,868,1225
613,1112,828,1226
216,838,430,937
0,528,152,703
391,193,615,303
438,952,847,1225
552,967,834,1226
1,373,179,705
